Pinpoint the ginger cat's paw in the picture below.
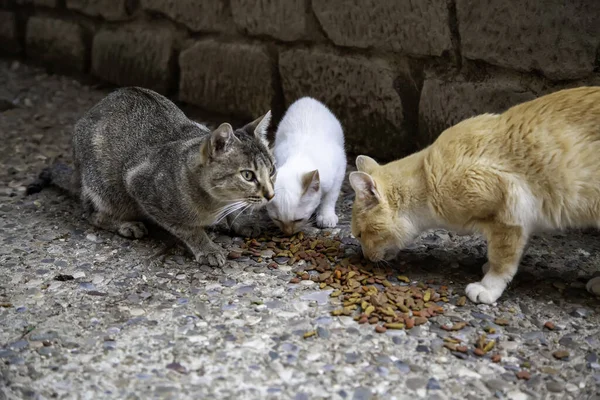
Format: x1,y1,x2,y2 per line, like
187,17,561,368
586,276,600,296
466,273,507,304
317,213,338,228
118,221,148,239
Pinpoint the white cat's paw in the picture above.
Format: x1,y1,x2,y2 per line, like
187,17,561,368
465,282,500,304
586,276,600,296
465,274,507,304
482,261,490,274
316,213,338,228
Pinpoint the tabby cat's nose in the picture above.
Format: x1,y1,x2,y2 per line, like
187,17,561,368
264,191,274,201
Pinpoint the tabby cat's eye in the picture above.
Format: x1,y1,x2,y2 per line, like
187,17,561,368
293,219,303,223
241,170,255,181
270,165,276,177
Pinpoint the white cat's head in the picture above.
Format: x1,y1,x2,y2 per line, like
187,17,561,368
267,168,321,235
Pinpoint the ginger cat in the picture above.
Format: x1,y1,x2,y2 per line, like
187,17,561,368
350,86,600,304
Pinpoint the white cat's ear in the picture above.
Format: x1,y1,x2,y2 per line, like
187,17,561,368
350,171,380,204
243,110,271,145
302,169,320,194
210,123,235,154
356,155,379,174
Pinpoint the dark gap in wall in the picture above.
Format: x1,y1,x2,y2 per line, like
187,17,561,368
447,0,462,71
594,45,600,73
56,0,66,9
167,42,180,99
13,3,33,59
306,0,328,42
266,44,285,144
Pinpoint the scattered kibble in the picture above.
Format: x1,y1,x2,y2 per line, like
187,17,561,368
553,350,570,360
303,330,316,339
544,321,556,330
516,371,531,380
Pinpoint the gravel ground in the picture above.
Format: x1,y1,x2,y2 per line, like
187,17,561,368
0,59,599,400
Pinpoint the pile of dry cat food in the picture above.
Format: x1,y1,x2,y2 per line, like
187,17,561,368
234,232,464,334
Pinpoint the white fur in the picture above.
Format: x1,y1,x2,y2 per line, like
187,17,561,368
267,97,346,234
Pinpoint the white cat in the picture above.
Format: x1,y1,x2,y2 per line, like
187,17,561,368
267,97,346,235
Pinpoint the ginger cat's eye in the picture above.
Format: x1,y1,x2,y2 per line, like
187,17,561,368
241,170,255,181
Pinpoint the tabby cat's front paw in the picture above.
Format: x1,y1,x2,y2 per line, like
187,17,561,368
196,250,227,267
586,276,600,296
118,221,148,239
316,213,338,228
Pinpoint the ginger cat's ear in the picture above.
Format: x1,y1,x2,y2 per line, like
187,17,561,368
302,169,320,194
350,171,380,205
356,155,379,174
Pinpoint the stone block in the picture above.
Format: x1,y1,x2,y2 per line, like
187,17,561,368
457,0,600,80
279,49,409,160
67,0,138,20
418,78,537,145
92,27,174,94
313,0,452,57
142,0,232,33
26,17,86,72
231,0,307,41
179,40,274,120
0,11,20,54
16,0,58,6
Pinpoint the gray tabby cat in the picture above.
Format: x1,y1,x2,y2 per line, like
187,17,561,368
28,87,275,266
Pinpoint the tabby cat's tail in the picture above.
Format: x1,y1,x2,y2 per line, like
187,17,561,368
26,163,79,197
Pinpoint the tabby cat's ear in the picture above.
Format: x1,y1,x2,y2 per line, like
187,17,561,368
242,111,271,145
302,169,320,195
350,171,380,205
209,123,235,155
356,155,379,174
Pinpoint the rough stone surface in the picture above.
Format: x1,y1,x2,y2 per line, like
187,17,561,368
1,60,600,400
92,27,174,94
16,0,58,6
279,48,409,160
457,0,600,80
313,0,452,56
418,77,537,145
142,0,233,33
179,40,273,119
0,11,20,54
25,17,86,73
231,0,307,41
66,0,139,21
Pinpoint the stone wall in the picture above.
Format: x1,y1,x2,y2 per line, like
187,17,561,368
1,0,599,160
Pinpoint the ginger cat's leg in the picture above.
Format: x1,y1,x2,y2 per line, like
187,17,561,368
466,224,528,304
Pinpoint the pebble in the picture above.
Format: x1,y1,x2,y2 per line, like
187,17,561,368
485,379,509,392
427,378,441,390
546,381,564,392
416,345,431,353
352,387,372,400
570,308,592,318
316,327,330,339
395,361,411,374
406,377,428,391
